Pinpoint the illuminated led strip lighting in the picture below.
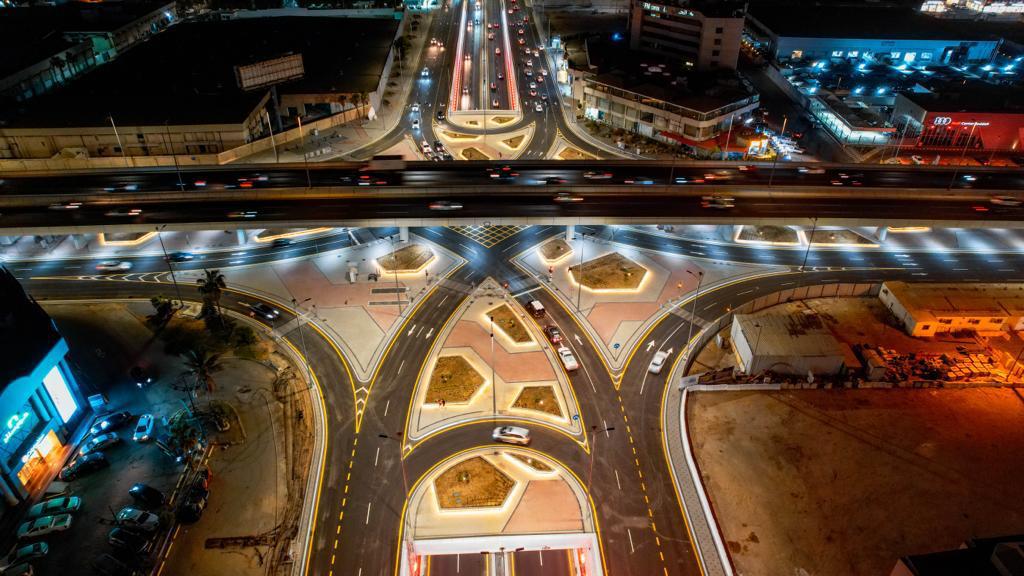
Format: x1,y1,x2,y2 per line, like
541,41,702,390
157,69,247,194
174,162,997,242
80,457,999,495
450,0,469,113
499,0,518,111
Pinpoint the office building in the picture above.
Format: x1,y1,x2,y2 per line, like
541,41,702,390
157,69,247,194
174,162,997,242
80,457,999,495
0,267,87,506
628,0,745,69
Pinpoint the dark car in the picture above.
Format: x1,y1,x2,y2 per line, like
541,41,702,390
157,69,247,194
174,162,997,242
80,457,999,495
107,527,150,555
91,553,131,576
543,325,563,345
130,366,156,388
166,252,194,263
59,453,108,481
128,483,165,510
89,412,132,436
248,302,280,321
175,479,209,524
270,238,293,248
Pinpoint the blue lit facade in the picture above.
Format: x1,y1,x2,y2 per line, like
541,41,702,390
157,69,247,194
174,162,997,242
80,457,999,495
0,267,86,506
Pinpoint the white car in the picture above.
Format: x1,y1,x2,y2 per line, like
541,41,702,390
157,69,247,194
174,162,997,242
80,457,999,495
557,346,579,371
535,103,543,113
26,496,81,519
492,425,531,445
133,414,155,442
648,350,669,374
411,118,420,131
411,102,420,113
990,195,1022,207
95,261,132,272
529,82,536,89
116,507,160,532
421,140,432,154
17,514,72,540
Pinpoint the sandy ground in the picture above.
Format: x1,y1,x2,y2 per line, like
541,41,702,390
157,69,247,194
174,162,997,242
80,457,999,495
688,387,1024,576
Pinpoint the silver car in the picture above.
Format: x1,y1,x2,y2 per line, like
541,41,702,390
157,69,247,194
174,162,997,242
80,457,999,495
115,507,160,532
492,426,531,446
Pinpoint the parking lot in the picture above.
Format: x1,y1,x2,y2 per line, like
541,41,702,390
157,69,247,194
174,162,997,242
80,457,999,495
14,303,188,575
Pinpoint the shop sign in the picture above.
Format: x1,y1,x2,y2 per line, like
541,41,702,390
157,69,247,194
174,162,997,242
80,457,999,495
2,412,31,444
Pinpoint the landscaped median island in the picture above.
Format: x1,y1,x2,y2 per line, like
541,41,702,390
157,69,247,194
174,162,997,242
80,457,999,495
503,135,525,148
736,225,799,245
488,304,533,344
508,453,552,472
461,147,490,160
539,239,573,262
569,252,647,290
426,355,485,404
809,229,878,246
434,456,516,509
376,243,434,273
512,385,563,417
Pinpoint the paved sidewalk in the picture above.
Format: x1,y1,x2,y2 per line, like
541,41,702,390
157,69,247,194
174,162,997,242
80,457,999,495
238,13,435,164
175,233,464,381
513,234,780,371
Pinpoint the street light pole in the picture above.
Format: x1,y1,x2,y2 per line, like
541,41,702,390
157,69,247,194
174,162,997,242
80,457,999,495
297,115,312,188
391,234,404,316
575,233,586,311
721,113,735,161
948,120,979,190
265,109,279,163
490,315,497,421
164,121,184,192
290,297,314,385
156,225,184,307
684,270,704,352
750,322,763,375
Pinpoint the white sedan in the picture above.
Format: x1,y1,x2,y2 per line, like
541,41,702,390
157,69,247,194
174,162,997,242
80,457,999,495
17,514,72,540
557,346,579,371
95,261,132,272
133,414,155,442
648,350,670,374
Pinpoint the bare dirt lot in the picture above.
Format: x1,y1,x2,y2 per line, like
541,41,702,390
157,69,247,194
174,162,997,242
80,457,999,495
688,387,1024,576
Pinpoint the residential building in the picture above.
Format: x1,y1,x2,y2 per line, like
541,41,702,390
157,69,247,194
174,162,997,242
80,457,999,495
0,267,87,507
746,4,1002,64
628,0,745,69
0,16,400,160
879,281,1024,337
0,1,176,104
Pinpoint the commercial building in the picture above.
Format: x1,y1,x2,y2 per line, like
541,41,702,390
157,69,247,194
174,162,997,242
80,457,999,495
571,41,758,151
0,0,176,104
879,281,1024,337
892,84,1024,153
746,4,1002,65
891,534,1024,576
628,0,745,70
0,16,399,160
0,267,86,507
730,311,851,377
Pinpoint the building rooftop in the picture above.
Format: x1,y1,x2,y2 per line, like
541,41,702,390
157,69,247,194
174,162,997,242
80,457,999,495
642,0,747,18
0,16,399,128
0,266,61,387
898,534,1024,576
733,311,846,359
899,81,1024,114
882,282,1024,321
748,3,1004,41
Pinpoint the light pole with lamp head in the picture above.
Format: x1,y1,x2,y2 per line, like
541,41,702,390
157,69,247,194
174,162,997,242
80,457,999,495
296,115,312,188
948,120,980,190
490,314,497,421
156,225,184,308
575,233,587,311
684,270,704,352
290,297,314,384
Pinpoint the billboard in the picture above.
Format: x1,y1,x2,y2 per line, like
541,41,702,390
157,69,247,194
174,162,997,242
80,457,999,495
235,53,305,91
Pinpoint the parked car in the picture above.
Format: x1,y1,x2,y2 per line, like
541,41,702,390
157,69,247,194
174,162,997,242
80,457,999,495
16,515,72,540
557,346,579,371
80,433,120,457
107,528,150,555
128,484,165,510
59,453,108,481
89,412,132,436
3,542,48,566
132,415,155,442
115,508,159,533
648,350,669,374
176,478,210,524
543,325,562,345
26,496,80,519
131,366,155,388
492,425,531,446
91,553,130,576
0,563,34,576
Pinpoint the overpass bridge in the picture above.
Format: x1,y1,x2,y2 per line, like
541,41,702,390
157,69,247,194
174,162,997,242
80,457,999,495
1,161,1022,234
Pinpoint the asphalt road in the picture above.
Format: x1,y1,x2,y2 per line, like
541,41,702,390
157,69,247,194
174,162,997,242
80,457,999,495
18,222,1024,576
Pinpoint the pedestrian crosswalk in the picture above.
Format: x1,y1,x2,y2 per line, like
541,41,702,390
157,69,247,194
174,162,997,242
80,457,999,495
447,225,529,248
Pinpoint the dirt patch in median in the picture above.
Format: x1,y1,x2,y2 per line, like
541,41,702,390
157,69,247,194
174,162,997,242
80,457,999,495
569,252,646,290
426,355,485,404
488,304,532,343
503,135,525,148
461,147,491,160
434,456,516,509
376,243,433,273
512,385,563,417
540,239,572,261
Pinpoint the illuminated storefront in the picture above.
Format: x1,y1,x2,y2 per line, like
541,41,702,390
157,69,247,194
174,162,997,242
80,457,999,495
893,90,1024,152
0,267,85,506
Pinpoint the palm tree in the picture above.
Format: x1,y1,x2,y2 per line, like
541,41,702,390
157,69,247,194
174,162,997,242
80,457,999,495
196,269,227,321
182,347,224,393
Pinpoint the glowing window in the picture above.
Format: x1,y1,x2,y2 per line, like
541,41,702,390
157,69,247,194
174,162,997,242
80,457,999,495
42,366,77,424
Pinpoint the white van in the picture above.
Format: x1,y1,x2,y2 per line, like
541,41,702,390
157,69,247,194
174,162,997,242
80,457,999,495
527,300,546,318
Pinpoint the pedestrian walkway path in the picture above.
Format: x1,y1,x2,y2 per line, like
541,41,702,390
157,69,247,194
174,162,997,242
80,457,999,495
405,278,584,446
